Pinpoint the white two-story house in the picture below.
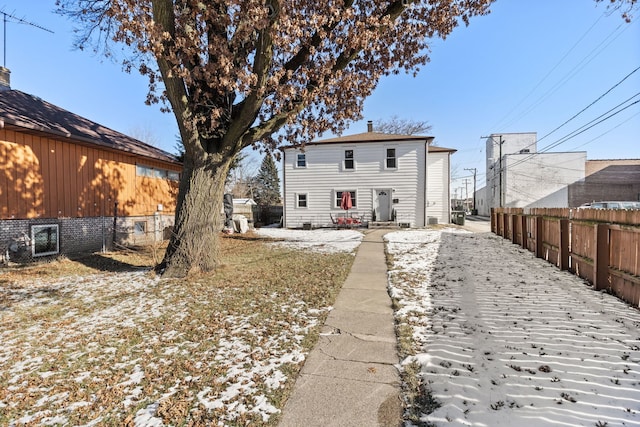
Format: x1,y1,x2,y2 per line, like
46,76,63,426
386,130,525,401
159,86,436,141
282,124,455,228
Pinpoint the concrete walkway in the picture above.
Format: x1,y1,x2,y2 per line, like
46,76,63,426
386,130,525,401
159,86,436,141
278,229,402,427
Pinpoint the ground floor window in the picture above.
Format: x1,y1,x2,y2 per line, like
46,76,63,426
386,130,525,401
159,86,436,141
134,221,147,236
31,224,59,257
335,190,357,208
296,193,308,208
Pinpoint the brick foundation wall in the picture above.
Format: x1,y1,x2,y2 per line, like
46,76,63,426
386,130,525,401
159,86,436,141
0,214,175,263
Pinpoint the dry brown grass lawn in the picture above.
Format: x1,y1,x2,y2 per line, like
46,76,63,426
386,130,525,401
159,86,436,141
0,232,355,426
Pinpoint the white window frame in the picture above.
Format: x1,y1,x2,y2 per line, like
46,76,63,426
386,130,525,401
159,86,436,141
296,153,307,168
334,190,357,209
31,224,60,257
343,149,355,171
385,147,397,169
296,193,308,208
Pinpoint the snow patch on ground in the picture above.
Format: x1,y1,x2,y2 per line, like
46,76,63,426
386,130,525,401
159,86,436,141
386,229,640,427
255,228,363,253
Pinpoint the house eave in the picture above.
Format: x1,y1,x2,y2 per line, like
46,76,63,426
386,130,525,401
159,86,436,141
0,118,181,167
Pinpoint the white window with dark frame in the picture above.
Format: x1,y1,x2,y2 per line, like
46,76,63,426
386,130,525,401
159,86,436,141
343,149,354,170
385,148,397,169
335,190,357,208
31,224,59,257
134,221,147,236
296,193,308,208
136,164,180,181
296,153,307,168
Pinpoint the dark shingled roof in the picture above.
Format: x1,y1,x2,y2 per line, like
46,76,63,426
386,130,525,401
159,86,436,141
0,89,180,165
287,131,456,153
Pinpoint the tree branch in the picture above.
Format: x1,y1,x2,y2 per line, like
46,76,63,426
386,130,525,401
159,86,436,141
239,0,410,147
224,1,279,152
151,0,192,151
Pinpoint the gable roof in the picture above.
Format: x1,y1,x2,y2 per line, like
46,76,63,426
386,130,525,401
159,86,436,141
284,131,456,153
0,89,180,165
317,131,433,143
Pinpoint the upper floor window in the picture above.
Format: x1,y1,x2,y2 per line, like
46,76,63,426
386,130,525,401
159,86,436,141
386,148,397,169
296,153,307,168
344,150,354,170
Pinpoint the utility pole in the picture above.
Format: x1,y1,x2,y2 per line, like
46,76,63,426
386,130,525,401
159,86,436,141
498,135,504,208
462,178,471,212
464,167,477,214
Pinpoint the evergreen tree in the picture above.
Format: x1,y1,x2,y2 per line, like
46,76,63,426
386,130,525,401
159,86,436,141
254,154,281,206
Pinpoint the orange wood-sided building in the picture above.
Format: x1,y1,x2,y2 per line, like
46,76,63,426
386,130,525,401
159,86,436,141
0,67,181,260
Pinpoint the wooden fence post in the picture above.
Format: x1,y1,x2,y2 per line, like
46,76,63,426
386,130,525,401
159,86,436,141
594,223,610,291
503,213,509,240
535,215,544,259
512,214,518,244
521,214,528,249
491,209,497,234
560,219,569,271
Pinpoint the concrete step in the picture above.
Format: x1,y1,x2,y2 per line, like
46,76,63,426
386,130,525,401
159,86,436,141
368,221,400,229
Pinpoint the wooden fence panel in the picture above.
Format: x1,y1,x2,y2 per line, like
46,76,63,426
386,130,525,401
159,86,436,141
491,207,640,307
542,217,561,266
609,226,640,276
570,222,595,283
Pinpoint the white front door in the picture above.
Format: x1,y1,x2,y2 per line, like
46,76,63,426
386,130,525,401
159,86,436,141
375,189,391,221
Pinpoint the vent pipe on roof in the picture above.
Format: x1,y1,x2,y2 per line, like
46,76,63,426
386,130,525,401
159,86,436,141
0,67,10,91
367,120,373,132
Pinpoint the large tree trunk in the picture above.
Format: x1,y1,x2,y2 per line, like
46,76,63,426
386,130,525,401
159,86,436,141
158,155,232,278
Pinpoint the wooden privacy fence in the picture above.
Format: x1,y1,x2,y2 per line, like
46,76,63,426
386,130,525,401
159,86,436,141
491,207,640,307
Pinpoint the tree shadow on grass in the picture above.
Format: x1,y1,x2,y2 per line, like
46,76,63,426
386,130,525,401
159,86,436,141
69,252,152,273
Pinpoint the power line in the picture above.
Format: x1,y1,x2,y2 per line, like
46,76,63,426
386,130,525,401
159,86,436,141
535,93,639,153
501,66,640,158
536,66,640,144
487,12,605,132
506,95,640,169
568,110,640,152
497,21,631,131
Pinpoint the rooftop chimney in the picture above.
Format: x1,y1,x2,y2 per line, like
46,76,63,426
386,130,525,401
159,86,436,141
0,67,11,91
367,120,373,132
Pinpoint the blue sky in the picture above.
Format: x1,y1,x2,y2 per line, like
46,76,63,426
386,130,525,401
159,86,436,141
2,1,638,190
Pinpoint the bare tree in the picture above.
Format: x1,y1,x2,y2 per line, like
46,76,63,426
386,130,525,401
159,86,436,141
226,154,257,199
57,0,494,277
373,115,432,135
128,124,162,147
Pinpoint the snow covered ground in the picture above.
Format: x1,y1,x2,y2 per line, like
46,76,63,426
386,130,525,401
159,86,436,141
386,228,640,427
0,230,362,426
255,228,363,254
2,226,638,426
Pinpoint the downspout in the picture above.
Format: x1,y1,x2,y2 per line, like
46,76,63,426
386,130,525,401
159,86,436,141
112,201,118,246
448,152,452,224
282,150,286,228
424,140,428,227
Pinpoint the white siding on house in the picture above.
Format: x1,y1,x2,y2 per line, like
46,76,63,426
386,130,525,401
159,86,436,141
425,152,451,224
283,141,428,228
